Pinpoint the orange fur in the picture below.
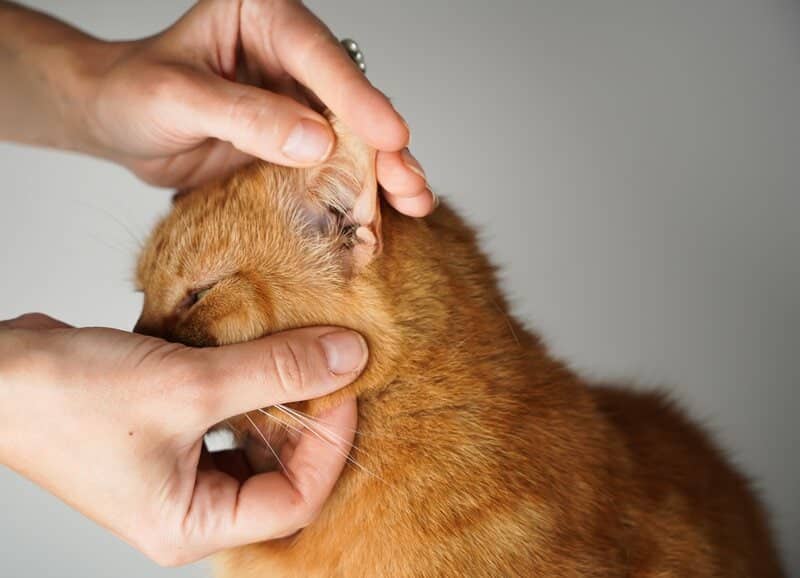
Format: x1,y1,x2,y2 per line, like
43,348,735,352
135,123,785,577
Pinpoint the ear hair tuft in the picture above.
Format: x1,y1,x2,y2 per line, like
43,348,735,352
301,115,382,273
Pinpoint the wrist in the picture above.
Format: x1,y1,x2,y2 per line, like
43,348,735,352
0,4,129,154
41,37,131,156
0,328,28,467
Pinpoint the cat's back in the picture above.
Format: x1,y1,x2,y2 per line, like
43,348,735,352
590,385,785,577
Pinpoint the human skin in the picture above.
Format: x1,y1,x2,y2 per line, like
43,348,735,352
0,0,434,566
0,313,366,565
0,0,433,214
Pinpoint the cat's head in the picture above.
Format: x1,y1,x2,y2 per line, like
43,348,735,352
134,118,412,402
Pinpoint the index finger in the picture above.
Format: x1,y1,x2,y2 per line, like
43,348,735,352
255,1,409,151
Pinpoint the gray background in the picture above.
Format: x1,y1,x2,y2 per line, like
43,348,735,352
0,1,797,576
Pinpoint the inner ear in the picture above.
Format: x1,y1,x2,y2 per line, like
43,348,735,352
301,115,382,273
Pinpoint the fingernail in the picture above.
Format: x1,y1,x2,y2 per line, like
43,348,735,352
282,119,333,163
430,188,440,209
319,330,368,375
401,148,426,180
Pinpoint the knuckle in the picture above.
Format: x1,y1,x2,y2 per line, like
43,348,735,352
145,544,193,568
185,387,218,424
134,532,175,567
268,340,306,398
296,503,322,529
287,460,328,526
15,312,53,324
143,67,187,102
227,93,275,143
160,352,218,421
284,485,322,531
3,312,63,331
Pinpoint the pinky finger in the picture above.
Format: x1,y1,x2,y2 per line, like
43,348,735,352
383,189,437,218
376,149,427,198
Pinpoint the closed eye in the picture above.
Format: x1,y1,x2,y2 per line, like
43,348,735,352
177,285,215,312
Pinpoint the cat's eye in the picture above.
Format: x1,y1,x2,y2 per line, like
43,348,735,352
177,286,213,311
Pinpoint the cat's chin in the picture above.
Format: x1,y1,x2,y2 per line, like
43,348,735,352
241,417,292,474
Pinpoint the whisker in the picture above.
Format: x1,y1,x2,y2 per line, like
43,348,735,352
275,404,370,456
258,408,368,463
491,297,521,347
272,405,358,463
278,402,406,438
272,405,384,482
223,419,243,435
85,232,134,256
256,408,307,438
273,404,394,440
75,200,146,250
256,408,351,466
244,412,290,480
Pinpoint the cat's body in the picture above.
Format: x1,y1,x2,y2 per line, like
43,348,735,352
136,123,784,577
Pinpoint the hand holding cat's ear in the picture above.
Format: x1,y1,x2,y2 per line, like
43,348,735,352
1,1,434,213
75,0,434,215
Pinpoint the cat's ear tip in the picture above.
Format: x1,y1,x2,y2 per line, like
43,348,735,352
356,225,379,248
299,113,383,274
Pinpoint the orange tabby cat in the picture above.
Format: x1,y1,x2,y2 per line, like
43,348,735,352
134,119,785,577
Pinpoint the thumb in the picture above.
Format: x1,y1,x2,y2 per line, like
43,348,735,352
181,326,368,427
181,73,334,166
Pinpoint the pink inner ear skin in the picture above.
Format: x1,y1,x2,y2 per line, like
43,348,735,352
301,113,384,273
323,113,383,272
352,147,382,263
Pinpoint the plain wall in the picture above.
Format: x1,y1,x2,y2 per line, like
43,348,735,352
1,1,797,576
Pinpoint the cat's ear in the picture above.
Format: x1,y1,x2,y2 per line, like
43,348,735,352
300,114,382,274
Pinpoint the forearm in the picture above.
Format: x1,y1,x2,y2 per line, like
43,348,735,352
0,2,117,151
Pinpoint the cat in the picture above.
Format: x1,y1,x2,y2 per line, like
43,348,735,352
134,118,786,577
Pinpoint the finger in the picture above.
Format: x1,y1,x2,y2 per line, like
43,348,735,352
258,2,409,151
180,73,335,166
130,140,255,189
0,313,73,330
181,327,367,426
184,397,357,554
377,149,427,198
384,189,437,218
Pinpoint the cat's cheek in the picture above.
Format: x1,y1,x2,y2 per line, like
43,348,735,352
165,306,223,347
174,299,268,348
208,309,270,346
171,313,220,348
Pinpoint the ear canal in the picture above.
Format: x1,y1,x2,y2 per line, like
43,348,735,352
302,114,382,273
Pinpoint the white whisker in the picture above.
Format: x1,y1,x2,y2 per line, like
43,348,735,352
274,404,394,440
256,408,306,438
272,405,384,483
276,404,369,456
491,298,521,347
224,419,243,435
244,412,290,479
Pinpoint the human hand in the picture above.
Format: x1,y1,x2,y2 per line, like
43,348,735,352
72,0,433,216
0,313,365,566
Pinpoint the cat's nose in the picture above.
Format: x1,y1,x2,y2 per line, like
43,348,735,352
133,317,163,339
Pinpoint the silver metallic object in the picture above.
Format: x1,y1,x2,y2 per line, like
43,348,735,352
340,38,367,73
